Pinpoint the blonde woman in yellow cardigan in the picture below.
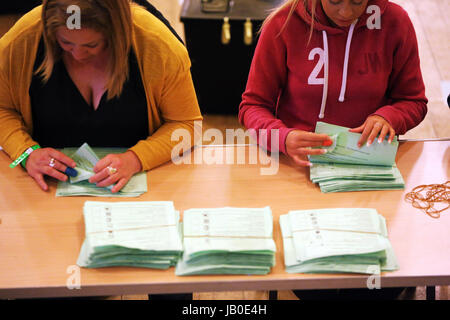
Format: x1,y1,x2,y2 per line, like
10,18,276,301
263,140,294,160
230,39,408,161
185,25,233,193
0,0,202,192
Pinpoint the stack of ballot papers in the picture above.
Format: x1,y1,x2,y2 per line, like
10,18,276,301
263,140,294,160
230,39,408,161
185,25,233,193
309,122,405,193
176,207,276,276
77,201,183,268
56,143,147,197
280,208,399,274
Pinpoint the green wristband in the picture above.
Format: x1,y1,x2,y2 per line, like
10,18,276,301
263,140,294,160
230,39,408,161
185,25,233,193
21,157,28,169
10,145,41,168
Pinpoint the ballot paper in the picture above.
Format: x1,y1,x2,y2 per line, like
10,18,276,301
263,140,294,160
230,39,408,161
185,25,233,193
77,201,183,268
176,207,276,276
310,163,405,193
56,143,147,197
280,208,399,274
310,122,399,166
308,122,404,193
69,143,100,184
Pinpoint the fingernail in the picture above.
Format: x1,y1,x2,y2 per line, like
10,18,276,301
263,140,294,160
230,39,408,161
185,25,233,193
322,149,327,154
65,167,78,177
366,141,372,147
323,140,333,147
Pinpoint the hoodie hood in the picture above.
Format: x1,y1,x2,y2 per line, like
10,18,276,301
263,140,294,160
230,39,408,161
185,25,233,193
296,0,389,34
294,0,390,118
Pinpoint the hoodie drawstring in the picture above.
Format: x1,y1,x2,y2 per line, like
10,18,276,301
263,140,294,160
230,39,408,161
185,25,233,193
339,20,357,102
318,20,358,119
318,30,329,119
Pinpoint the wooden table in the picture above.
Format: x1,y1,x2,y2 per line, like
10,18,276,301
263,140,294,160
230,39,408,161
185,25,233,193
0,140,449,299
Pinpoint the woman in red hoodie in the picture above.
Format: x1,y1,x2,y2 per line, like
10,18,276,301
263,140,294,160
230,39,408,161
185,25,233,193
239,0,427,166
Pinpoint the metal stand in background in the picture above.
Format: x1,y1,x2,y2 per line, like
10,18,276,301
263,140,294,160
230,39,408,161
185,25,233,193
426,286,436,300
268,291,277,300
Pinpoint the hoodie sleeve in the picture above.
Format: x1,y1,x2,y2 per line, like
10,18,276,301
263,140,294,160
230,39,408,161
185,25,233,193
374,11,427,135
238,14,294,154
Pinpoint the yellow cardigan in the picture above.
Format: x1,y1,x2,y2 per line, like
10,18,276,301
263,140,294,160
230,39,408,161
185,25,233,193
0,5,202,171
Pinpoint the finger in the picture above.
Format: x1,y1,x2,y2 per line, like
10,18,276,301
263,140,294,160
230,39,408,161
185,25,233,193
367,122,383,146
111,177,128,193
358,122,375,147
377,125,390,144
94,154,114,173
297,140,333,148
32,173,48,191
64,167,78,177
48,150,76,168
89,166,111,184
388,128,396,144
291,154,312,167
47,158,68,174
299,132,334,143
296,148,328,156
95,173,119,188
42,166,68,182
349,124,365,133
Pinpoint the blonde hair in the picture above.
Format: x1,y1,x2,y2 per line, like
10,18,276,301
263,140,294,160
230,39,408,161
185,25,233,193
262,0,318,44
36,0,132,100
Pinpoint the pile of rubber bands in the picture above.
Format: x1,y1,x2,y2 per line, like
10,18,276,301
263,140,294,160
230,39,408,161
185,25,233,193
405,181,450,218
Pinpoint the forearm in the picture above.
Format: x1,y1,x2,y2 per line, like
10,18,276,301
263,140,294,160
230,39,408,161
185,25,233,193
374,99,427,135
0,107,37,161
239,104,293,154
129,119,200,171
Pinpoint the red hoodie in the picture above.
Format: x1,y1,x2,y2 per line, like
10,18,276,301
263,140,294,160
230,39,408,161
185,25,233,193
239,0,427,154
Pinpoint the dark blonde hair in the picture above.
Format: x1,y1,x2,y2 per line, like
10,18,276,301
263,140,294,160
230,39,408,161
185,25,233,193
262,0,318,44
36,0,132,100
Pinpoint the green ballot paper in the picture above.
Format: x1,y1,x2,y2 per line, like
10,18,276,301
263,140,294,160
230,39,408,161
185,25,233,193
176,207,276,276
56,143,147,197
308,122,404,193
310,122,399,166
280,208,399,274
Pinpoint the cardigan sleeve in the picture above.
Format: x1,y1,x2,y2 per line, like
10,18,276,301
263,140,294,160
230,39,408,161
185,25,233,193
0,13,40,162
128,14,202,171
129,56,203,171
0,62,38,162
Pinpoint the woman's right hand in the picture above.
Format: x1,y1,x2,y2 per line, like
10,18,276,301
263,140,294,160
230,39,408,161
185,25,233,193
25,148,77,191
285,130,333,166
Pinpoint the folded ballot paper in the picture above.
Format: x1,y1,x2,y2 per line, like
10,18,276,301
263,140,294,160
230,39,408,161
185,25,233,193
280,208,399,274
176,207,276,276
77,201,183,268
309,122,404,193
56,143,147,197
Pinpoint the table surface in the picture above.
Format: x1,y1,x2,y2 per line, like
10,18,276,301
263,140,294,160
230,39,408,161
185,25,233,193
0,140,449,298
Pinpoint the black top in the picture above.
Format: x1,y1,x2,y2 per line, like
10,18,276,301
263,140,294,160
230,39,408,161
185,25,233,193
29,39,149,148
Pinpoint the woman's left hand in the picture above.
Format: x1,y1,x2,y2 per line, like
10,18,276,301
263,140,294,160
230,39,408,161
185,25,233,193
349,115,396,148
89,151,142,193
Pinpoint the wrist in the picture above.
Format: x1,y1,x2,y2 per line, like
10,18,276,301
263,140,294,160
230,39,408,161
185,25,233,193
126,150,142,173
281,128,296,155
10,145,40,169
